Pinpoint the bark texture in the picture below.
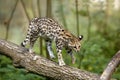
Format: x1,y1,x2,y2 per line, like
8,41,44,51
0,39,100,80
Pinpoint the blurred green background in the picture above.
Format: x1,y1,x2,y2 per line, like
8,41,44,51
0,0,120,80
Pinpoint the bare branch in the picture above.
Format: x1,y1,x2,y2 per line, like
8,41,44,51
20,0,30,21
4,0,19,40
58,0,68,29
75,0,79,36
0,39,100,80
100,50,120,80
37,0,43,55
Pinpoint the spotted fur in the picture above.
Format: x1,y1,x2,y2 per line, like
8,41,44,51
21,17,83,66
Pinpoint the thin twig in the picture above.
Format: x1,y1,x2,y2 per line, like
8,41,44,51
87,3,91,41
37,0,43,55
5,0,19,40
45,0,52,59
59,0,67,29
75,0,79,36
37,0,41,17
46,0,52,18
20,0,30,21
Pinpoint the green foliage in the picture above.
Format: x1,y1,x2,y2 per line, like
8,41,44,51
79,35,109,72
0,55,46,80
76,31,120,78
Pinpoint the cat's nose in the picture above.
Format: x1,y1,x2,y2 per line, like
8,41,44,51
75,48,80,52
77,48,80,52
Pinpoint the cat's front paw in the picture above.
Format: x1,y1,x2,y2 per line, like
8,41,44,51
59,60,66,66
29,49,34,53
49,53,55,59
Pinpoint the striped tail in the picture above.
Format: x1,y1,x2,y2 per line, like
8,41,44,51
21,42,25,47
21,26,31,47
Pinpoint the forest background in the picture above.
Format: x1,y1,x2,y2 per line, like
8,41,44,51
0,0,120,80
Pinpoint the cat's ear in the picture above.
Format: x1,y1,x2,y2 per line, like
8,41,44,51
79,35,83,40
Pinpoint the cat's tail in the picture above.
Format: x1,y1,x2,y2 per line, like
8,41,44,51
21,27,32,47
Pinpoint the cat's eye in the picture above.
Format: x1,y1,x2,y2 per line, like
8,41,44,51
74,46,76,48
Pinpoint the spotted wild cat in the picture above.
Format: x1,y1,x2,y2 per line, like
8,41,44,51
21,17,83,66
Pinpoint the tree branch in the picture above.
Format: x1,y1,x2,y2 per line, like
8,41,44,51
100,50,120,80
0,39,100,80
